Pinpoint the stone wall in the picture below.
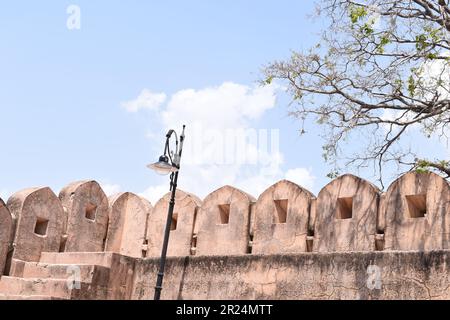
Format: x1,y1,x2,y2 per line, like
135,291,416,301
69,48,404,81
0,172,449,299
132,251,450,300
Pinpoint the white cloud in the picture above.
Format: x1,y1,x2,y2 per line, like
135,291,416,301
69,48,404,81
101,183,121,197
421,57,450,155
285,168,316,191
380,58,450,155
121,89,167,113
421,58,450,100
161,82,278,130
156,82,282,198
380,108,420,132
126,81,315,200
160,82,280,168
142,165,316,203
0,189,9,201
139,184,171,205
235,173,284,198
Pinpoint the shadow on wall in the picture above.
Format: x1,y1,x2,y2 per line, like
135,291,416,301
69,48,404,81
1,172,449,276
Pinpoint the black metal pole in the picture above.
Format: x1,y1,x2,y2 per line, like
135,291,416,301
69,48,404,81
154,171,179,300
153,125,185,300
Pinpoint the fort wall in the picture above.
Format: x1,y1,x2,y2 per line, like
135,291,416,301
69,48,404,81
0,172,449,299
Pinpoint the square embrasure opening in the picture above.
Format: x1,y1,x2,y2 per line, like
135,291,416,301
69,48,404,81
274,199,288,224
218,204,230,224
336,197,353,219
406,194,427,218
34,217,49,236
85,203,97,221
171,213,178,231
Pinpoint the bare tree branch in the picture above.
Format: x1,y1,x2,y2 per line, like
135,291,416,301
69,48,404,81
263,0,450,187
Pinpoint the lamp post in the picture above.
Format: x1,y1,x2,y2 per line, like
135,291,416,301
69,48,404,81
147,125,186,301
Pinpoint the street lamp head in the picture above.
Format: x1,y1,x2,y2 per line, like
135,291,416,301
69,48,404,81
147,155,179,175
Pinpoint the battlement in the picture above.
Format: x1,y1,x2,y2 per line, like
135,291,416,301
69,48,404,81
0,172,449,300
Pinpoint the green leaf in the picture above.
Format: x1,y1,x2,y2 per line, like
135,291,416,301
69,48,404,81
376,35,390,53
415,34,428,51
361,24,374,35
349,6,368,24
265,76,273,85
407,75,416,96
415,167,430,174
326,170,340,179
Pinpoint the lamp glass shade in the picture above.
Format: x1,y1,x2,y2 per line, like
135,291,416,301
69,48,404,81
147,156,179,175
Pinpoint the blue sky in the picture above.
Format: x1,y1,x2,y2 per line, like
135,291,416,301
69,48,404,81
0,1,446,203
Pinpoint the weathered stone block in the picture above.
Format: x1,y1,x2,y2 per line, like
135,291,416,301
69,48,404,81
196,186,255,256
252,180,314,254
59,181,109,252
384,172,450,251
6,188,65,266
313,174,380,252
38,251,136,299
0,198,13,275
106,192,152,258
147,190,200,257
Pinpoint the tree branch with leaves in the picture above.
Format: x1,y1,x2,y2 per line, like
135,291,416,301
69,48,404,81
263,0,450,188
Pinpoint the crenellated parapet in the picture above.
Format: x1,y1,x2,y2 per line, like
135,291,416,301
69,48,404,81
59,181,109,253
147,190,200,257
0,199,12,276
6,187,65,276
383,172,450,251
1,172,450,279
107,192,152,258
195,186,255,256
312,174,381,253
252,180,313,254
